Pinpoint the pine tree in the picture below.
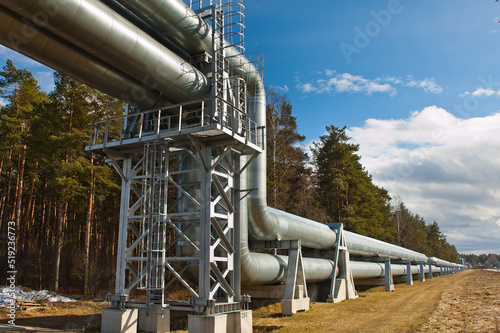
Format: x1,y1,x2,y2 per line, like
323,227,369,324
313,125,395,242
265,87,326,220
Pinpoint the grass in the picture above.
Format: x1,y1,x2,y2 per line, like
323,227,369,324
253,271,471,333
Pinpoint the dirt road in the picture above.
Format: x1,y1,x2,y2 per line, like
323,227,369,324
420,269,499,332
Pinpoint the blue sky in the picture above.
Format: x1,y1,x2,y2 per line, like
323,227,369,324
1,0,500,254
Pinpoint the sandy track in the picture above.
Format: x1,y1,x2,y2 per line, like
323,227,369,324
419,270,500,332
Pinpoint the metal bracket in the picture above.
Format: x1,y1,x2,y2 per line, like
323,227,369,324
280,240,310,315
326,223,357,303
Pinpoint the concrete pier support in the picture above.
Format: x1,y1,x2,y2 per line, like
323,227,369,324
138,307,170,333
188,310,252,333
101,308,138,333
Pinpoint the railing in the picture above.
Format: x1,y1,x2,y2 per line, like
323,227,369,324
87,97,263,151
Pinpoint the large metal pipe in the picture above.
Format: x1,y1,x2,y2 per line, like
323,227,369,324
428,257,461,268
345,231,428,261
0,5,170,109
0,0,210,104
350,261,428,280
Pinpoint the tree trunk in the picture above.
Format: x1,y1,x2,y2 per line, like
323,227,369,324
1,150,13,226
14,145,27,248
21,163,37,253
83,153,95,294
52,201,67,292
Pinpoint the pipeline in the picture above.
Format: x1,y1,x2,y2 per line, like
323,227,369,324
0,0,463,288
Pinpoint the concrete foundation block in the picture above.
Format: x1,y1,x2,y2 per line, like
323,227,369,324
228,310,252,333
281,297,310,315
138,307,170,333
328,278,346,303
188,311,253,333
188,313,228,333
101,308,138,333
385,284,395,292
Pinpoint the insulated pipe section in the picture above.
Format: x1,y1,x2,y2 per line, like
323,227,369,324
0,5,169,109
351,261,428,280
345,231,428,262
1,0,210,104
428,257,461,268
239,162,336,285
113,0,212,56
99,0,191,60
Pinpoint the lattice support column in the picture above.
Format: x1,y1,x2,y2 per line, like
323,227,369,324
110,156,133,308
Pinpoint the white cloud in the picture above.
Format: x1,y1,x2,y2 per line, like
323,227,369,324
296,70,442,97
346,106,500,253
297,71,398,96
0,98,6,107
270,84,290,93
405,77,443,94
298,82,316,93
461,88,500,97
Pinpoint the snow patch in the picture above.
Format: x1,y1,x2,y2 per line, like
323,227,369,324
0,286,76,308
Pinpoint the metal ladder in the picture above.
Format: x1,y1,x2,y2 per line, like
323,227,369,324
138,141,170,309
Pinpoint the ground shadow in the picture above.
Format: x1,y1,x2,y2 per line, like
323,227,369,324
0,313,101,331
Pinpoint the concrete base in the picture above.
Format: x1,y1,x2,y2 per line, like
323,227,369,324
281,297,310,315
138,307,170,333
188,310,252,333
101,308,138,333
228,310,252,333
327,278,358,303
